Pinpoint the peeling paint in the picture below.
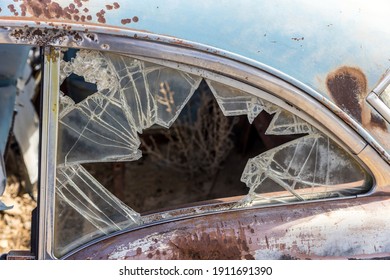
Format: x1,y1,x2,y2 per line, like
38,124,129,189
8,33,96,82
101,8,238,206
66,197,390,260
9,27,83,45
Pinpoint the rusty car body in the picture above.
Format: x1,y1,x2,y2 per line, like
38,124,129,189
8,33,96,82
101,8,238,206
0,0,390,260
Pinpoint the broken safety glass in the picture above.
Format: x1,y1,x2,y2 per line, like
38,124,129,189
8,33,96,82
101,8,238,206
53,49,371,257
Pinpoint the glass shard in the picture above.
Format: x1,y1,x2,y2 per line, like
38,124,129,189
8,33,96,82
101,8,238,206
240,133,370,205
265,110,316,135
58,50,202,166
144,63,202,128
56,164,140,234
58,91,143,165
206,79,278,123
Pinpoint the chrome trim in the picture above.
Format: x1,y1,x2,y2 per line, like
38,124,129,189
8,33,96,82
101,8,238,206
357,145,390,194
372,72,390,96
367,92,390,124
38,47,60,260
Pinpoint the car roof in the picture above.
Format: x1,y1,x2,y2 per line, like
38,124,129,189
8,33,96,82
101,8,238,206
0,0,389,158
0,0,388,95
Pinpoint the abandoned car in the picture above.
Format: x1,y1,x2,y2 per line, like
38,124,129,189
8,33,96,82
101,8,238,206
0,0,390,260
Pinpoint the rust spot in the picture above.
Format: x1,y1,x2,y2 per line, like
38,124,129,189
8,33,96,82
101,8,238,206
132,16,139,23
326,66,387,131
20,4,26,16
370,112,387,130
172,39,194,48
96,9,106,23
9,27,83,46
8,4,19,16
16,0,125,24
147,253,153,259
280,254,300,260
168,231,254,260
74,0,83,8
100,43,110,50
73,32,82,42
121,18,131,25
326,66,367,123
85,32,98,42
136,247,142,255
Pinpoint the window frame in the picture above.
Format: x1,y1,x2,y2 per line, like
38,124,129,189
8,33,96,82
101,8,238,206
367,73,390,124
40,48,381,259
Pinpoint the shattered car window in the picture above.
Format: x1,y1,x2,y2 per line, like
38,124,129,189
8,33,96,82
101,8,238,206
54,49,371,257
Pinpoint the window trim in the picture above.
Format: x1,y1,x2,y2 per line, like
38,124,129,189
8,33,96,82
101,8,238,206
367,72,390,124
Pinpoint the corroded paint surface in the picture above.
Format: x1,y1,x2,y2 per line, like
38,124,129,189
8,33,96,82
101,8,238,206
326,66,390,151
327,66,387,131
3,0,132,24
66,196,390,260
0,0,389,156
0,0,388,95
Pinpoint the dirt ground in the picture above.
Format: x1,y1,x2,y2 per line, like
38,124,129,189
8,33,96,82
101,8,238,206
0,180,36,256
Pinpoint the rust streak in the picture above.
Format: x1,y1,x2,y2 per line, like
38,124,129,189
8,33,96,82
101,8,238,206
326,66,387,131
167,230,254,260
265,235,270,249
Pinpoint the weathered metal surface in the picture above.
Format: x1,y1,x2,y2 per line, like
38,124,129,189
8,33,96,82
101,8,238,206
0,0,389,158
0,1,388,260
6,250,36,260
0,0,388,95
65,196,390,260
326,66,390,152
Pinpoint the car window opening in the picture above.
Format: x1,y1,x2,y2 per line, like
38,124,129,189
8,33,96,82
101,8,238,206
54,48,372,257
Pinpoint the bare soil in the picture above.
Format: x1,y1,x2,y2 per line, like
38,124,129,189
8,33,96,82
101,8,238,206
0,179,36,256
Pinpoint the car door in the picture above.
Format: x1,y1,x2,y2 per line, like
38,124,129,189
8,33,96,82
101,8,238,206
30,41,390,260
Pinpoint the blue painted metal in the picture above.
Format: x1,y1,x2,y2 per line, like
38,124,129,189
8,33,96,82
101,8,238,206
0,44,31,199
0,45,31,154
0,0,389,155
0,0,388,95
